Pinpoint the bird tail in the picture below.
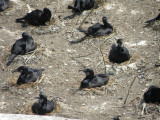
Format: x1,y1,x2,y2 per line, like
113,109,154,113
39,68,45,71
145,18,156,24
68,5,74,9
16,18,24,23
6,54,17,66
105,72,114,76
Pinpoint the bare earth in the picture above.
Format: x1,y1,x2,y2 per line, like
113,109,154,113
0,0,160,120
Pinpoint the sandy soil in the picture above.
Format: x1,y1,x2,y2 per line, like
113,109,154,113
0,0,160,120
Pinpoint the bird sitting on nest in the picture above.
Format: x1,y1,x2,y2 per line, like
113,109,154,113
79,68,114,89
68,0,96,13
108,39,130,64
140,86,160,115
32,91,56,115
16,8,52,26
12,66,44,85
0,0,9,12
70,16,113,44
6,32,37,66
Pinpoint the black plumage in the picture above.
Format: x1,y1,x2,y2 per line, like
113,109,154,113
80,16,113,37
32,91,56,115
80,68,113,89
6,32,36,66
143,86,160,104
108,39,130,64
16,8,51,26
12,66,44,85
68,0,95,13
140,86,160,115
70,16,113,44
145,9,160,24
0,0,9,12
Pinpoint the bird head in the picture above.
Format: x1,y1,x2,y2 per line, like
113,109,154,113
12,66,27,73
35,91,47,104
79,68,94,77
22,32,29,40
117,39,123,47
102,16,107,22
43,8,52,21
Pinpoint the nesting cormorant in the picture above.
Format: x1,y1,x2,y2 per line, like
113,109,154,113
12,66,44,85
140,86,160,115
80,16,113,37
16,8,51,26
145,9,160,24
70,16,113,44
6,32,36,66
79,68,113,89
108,39,130,64
0,0,9,12
32,91,56,115
68,0,95,13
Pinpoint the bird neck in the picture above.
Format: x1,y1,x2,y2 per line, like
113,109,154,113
103,20,109,27
86,72,94,80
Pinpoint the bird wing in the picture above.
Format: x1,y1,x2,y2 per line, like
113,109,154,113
11,39,26,55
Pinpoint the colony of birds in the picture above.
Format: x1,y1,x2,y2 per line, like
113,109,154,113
0,0,160,119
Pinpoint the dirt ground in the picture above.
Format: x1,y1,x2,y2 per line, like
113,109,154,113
0,0,160,120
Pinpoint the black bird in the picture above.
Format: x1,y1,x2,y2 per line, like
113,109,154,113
68,0,95,13
108,39,130,64
70,16,113,44
145,9,160,24
79,68,113,89
143,86,160,104
6,32,36,66
16,8,51,26
140,86,160,115
0,0,9,12
32,91,56,115
12,66,44,85
80,16,113,37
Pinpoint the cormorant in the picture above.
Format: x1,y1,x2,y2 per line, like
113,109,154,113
32,91,56,115
12,66,45,85
68,0,95,13
140,86,160,115
6,32,37,66
79,68,113,89
108,39,130,64
16,8,51,26
70,16,113,44
0,0,9,12
80,16,113,37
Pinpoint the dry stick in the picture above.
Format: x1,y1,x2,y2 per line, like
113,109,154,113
79,1,97,28
98,39,107,74
38,74,45,84
124,75,137,105
25,50,36,64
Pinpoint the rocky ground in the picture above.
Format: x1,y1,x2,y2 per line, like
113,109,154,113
0,0,160,120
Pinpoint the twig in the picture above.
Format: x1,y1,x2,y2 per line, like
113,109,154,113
0,61,4,71
98,39,107,74
25,50,36,64
38,74,45,84
79,1,97,28
72,52,94,59
124,75,137,105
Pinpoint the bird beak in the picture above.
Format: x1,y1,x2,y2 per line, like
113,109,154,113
11,69,18,73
